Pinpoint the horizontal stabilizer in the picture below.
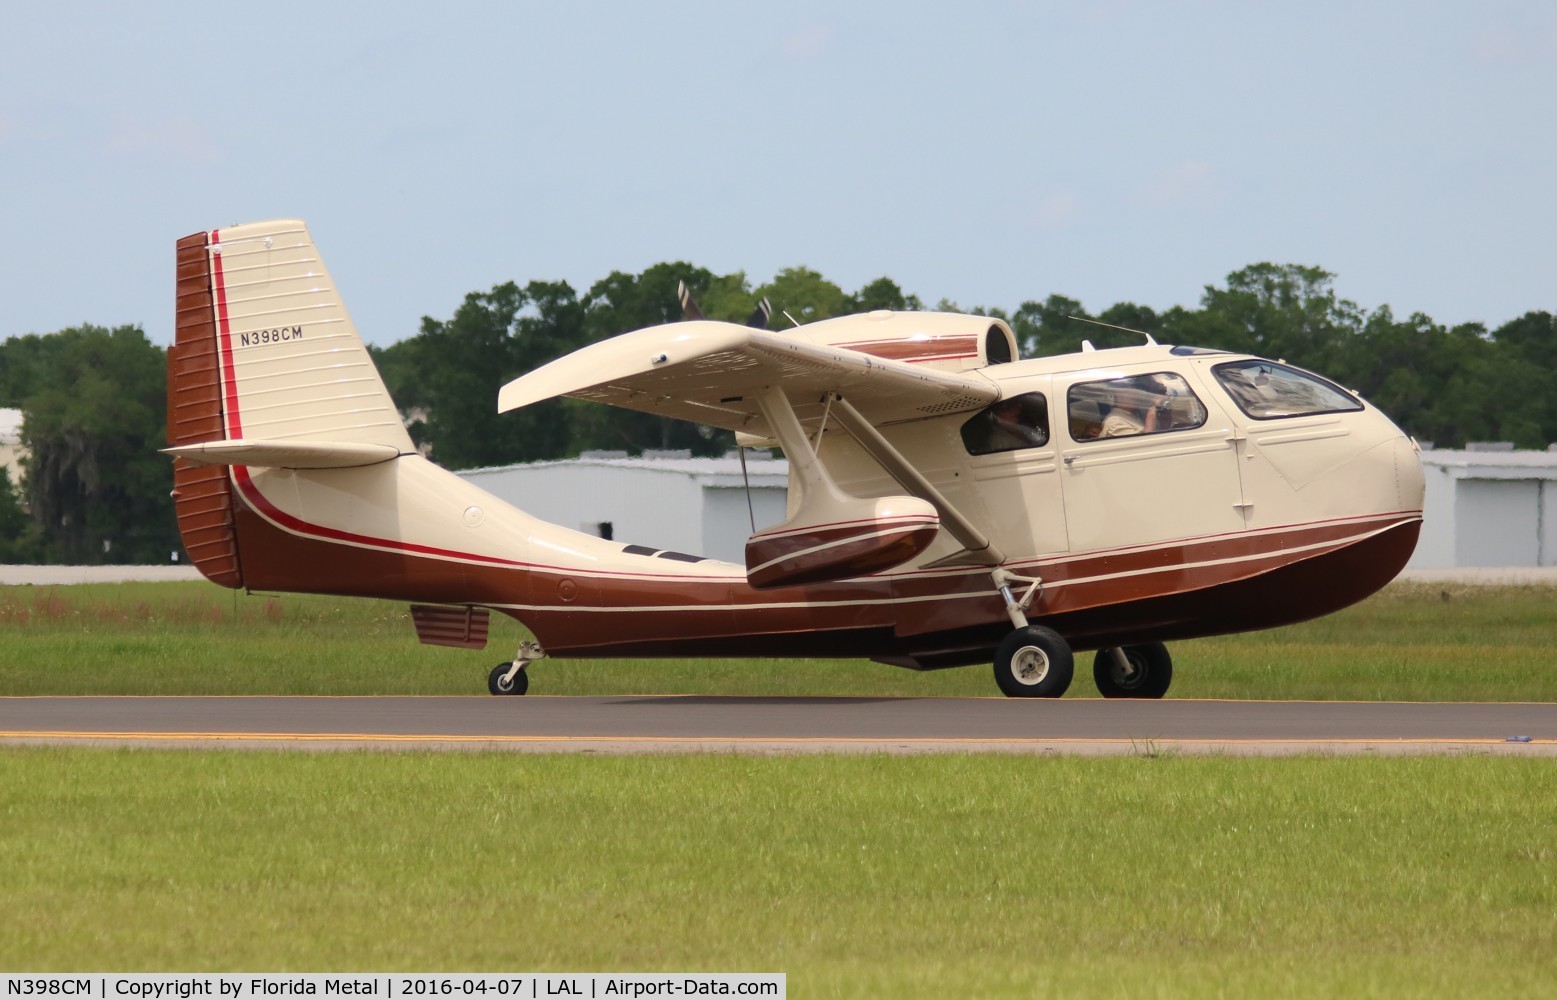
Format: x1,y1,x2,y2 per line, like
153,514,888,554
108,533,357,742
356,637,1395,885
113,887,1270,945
163,438,402,469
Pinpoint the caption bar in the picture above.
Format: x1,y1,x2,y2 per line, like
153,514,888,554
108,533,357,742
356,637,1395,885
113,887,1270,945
1,977,783,1000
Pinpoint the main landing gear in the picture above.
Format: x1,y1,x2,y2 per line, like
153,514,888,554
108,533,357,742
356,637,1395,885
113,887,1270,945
1093,642,1173,699
488,640,545,696
987,568,1174,699
993,625,1074,697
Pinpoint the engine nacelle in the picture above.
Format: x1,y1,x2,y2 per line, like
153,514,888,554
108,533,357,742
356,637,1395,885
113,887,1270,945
789,311,1018,374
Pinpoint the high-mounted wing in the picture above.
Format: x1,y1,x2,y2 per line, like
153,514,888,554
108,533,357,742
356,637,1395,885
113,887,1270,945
496,320,999,434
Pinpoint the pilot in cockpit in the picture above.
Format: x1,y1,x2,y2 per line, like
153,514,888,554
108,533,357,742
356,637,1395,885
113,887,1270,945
987,397,1049,450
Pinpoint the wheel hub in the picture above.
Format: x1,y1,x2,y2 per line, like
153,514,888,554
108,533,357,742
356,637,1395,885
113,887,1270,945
1012,645,1051,685
1109,650,1143,687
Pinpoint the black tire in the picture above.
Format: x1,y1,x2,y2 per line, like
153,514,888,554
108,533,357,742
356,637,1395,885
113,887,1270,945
488,662,529,696
993,625,1074,698
1093,642,1172,698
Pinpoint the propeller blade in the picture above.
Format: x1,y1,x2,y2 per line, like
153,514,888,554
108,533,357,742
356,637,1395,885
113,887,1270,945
677,280,705,321
746,298,772,329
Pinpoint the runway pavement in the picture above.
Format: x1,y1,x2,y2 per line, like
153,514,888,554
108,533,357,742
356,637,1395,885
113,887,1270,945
0,695,1552,755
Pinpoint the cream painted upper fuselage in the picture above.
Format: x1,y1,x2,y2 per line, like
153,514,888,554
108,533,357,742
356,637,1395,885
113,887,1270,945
818,343,1424,571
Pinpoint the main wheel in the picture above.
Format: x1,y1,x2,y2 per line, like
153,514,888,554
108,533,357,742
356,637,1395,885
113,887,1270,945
993,625,1074,698
1093,643,1172,698
488,662,529,696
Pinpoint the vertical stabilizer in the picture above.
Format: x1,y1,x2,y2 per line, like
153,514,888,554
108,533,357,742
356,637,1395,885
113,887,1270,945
167,220,416,588
204,220,413,451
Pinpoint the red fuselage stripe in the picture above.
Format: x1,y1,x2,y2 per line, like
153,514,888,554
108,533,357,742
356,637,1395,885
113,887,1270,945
209,231,243,439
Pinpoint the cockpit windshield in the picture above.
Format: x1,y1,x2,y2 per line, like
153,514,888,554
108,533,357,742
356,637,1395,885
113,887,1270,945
1212,361,1363,419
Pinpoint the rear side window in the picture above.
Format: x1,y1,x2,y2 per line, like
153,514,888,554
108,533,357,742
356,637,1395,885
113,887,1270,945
1213,361,1362,419
962,392,1049,455
1068,373,1207,441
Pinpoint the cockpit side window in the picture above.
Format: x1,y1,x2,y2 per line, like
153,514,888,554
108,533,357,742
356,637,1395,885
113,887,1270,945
1067,372,1207,442
961,392,1049,455
1212,361,1363,419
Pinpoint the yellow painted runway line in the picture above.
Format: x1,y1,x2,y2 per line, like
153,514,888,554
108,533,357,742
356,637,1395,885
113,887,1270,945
0,730,1548,747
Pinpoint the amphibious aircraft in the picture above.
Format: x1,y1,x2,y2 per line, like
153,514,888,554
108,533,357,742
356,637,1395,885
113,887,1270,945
165,219,1425,698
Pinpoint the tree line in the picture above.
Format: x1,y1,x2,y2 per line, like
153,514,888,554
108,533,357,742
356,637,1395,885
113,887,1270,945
2,261,1553,563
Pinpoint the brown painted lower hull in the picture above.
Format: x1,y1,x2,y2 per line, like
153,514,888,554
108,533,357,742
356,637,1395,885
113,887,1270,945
882,517,1423,667
523,518,1423,664
225,472,1419,667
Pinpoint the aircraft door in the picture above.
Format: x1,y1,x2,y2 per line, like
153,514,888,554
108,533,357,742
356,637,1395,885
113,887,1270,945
1057,370,1245,553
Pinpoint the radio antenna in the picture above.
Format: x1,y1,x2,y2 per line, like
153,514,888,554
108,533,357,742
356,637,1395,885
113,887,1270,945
1066,314,1158,346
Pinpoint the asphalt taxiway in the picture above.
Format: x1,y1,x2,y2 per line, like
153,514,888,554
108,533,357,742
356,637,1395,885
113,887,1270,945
0,695,1552,755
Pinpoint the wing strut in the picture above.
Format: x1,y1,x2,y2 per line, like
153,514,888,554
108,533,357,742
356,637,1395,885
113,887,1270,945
825,393,1005,566
741,385,940,588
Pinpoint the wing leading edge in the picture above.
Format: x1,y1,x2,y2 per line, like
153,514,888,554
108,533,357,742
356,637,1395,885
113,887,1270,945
496,320,1000,434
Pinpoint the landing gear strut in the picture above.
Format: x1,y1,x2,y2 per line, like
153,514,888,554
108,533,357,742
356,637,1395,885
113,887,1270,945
988,568,1072,697
488,640,545,696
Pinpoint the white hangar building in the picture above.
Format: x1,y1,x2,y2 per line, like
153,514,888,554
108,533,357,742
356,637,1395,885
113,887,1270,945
459,451,789,564
1407,448,1557,569
0,408,24,486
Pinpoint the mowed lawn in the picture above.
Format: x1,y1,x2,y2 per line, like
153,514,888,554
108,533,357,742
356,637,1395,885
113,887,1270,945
1,749,1554,997
2,581,1554,994
0,579,1553,699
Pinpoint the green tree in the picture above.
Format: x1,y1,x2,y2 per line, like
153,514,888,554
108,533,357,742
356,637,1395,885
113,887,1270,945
699,271,765,325
755,267,850,326
1009,295,1091,357
578,263,732,455
850,277,923,313
399,281,588,470
1097,302,1162,340
0,473,42,563
362,259,1557,465
8,325,177,563
1177,263,1364,371
1488,312,1557,446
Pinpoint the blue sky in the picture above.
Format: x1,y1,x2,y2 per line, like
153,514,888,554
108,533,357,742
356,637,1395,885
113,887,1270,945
3,1,1554,347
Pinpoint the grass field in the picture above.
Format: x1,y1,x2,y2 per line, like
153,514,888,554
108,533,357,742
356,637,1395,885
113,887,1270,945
3,581,1554,993
0,579,1553,699
2,748,1553,996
